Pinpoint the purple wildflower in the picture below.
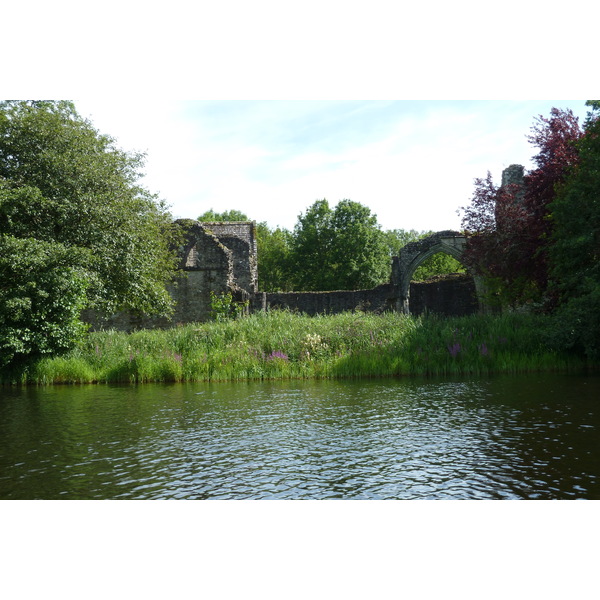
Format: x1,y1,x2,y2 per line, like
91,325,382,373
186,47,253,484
267,351,289,361
448,342,461,358
478,343,489,356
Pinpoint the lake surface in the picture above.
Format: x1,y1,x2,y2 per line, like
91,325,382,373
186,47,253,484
1,373,599,499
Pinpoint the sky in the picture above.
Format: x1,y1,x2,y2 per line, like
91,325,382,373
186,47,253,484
74,99,591,233
6,3,594,234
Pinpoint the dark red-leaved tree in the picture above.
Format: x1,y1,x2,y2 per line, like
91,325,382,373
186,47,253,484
460,107,583,309
523,108,583,297
460,172,533,306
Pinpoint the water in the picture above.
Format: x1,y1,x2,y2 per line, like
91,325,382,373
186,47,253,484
1,373,599,499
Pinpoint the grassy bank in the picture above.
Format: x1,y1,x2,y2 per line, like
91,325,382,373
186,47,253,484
1,311,590,385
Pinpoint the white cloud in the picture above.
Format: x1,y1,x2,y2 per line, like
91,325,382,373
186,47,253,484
74,99,590,232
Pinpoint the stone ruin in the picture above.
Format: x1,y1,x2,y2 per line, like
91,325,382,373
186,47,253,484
83,220,258,331
86,164,532,330
84,219,484,331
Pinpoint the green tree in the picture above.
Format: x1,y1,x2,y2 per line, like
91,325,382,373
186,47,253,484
460,107,583,309
548,101,600,358
413,252,465,281
198,208,249,221
0,101,178,364
290,199,390,291
256,223,294,292
0,235,89,367
384,228,423,255
289,199,333,290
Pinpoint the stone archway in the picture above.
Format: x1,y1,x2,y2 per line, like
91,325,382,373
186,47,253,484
392,230,486,314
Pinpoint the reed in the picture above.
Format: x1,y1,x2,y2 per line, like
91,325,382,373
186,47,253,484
3,310,589,385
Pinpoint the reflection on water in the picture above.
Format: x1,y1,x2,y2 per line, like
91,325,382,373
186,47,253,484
1,374,599,499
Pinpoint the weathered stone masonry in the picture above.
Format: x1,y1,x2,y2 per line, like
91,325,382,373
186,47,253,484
392,230,485,315
85,164,530,330
83,221,256,330
261,231,480,317
84,221,481,331
200,221,258,294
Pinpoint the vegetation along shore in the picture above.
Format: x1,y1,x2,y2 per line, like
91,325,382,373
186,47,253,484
1,311,591,385
2,101,600,384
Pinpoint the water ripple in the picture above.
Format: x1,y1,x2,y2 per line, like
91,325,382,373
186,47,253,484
1,374,600,499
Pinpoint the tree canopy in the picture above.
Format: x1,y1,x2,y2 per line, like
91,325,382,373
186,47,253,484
0,100,178,366
0,235,89,367
256,224,294,292
548,101,600,358
288,199,390,291
460,101,600,357
197,208,250,222
196,204,466,292
460,107,584,308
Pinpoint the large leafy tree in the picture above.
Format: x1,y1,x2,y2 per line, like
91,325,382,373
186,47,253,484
0,100,178,365
289,199,334,290
0,235,89,367
460,172,536,306
548,101,600,357
290,199,390,291
522,107,582,297
460,107,583,308
197,208,249,222
256,224,294,292
196,205,463,293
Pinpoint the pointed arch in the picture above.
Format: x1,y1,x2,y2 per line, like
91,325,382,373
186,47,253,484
393,231,486,314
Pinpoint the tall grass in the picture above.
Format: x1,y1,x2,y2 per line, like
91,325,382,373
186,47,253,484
3,311,588,385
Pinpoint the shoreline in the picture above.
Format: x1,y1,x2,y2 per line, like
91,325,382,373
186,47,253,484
1,311,593,386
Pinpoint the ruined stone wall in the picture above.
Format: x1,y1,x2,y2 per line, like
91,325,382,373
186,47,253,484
213,236,255,293
202,221,257,254
409,274,478,316
83,220,481,331
201,222,258,293
258,277,478,318
84,222,237,331
501,164,525,189
259,284,399,316
496,164,526,229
